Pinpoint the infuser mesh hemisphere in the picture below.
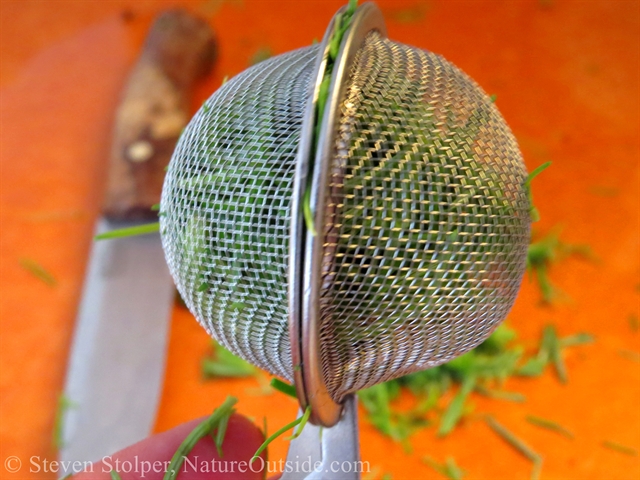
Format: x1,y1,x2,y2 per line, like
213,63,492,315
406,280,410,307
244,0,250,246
160,46,320,381
319,32,531,402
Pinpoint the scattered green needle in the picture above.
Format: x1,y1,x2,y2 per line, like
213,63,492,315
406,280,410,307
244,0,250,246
386,4,427,24
262,417,268,480
544,325,567,383
251,408,310,463
110,470,122,480
362,467,383,480
438,375,476,436
302,185,317,236
202,341,256,378
346,0,358,16
356,322,590,443
517,357,547,377
423,456,466,480
526,228,592,304
20,258,57,286
329,13,343,59
95,222,160,240
270,378,297,398
559,332,595,347
315,75,331,133
213,410,231,457
286,406,311,440
602,440,638,457
359,383,394,438
619,349,640,362
523,161,551,222
201,359,254,378
525,324,565,383
163,396,237,480
525,162,552,187
525,415,574,439
249,47,272,65
485,416,543,480
445,458,465,480
475,385,526,403
53,395,77,450
588,185,619,197
304,0,359,236
517,326,593,380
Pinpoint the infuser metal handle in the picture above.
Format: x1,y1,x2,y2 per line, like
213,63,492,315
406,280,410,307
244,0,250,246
281,395,361,480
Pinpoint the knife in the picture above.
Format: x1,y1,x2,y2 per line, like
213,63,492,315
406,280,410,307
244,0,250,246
60,9,215,468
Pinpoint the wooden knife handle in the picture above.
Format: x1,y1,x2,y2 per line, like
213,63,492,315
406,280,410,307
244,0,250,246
103,9,216,221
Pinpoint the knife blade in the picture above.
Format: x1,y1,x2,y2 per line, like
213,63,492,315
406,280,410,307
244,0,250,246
60,9,216,468
61,220,174,464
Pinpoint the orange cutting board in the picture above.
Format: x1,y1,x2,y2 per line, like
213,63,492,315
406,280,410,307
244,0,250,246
1,1,638,479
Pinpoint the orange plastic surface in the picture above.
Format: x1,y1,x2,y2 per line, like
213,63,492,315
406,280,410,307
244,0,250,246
1,1,638,479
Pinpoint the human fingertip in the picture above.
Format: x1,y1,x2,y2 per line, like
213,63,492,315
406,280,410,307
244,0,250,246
71,412,266,480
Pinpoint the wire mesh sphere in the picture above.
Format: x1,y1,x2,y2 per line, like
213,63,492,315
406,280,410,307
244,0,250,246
160,25,530,402
317,31,530,402
161,46,319,380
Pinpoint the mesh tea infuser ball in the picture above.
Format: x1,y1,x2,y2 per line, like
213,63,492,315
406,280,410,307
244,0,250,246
160,2,530,474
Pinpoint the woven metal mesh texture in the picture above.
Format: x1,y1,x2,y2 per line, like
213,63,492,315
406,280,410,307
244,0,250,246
320,32,530,401
160,46,319,381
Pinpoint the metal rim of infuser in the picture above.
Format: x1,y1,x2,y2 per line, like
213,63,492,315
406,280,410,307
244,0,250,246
289,2,387,427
